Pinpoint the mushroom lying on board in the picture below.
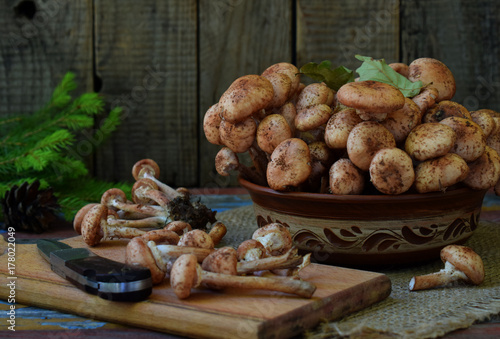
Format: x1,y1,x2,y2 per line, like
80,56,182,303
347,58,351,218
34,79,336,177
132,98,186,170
252,223,293,256
202,246,308,275
81,204,147,247
409,245,485,291
170,254,316,299
126,235,214,285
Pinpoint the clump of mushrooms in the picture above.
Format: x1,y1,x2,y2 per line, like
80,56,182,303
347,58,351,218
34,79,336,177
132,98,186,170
202,57,500,197
409,245,485,291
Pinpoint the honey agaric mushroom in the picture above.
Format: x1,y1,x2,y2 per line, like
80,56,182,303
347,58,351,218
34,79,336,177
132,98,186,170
170,254,316,299
202,246,307,276
388,62,409,78
471,109,497,138
336,80,405,121
423,100,472,123
261,62,301,100
73,203,99,234
101,188,163,216
165,220,192,236
440,116,486,163
178,229,215,250
261,72,293,109
218,74,274,124
324,108,363,150
140,228,180,244
81,204,146,247
405,123,457,162
219,116,257,154
126,236,213,285
132,159,185,201
409,245,485,291
329,158,365,195
203,103,224,146
380,97,422,144
252,223,293,256
369,148,415,195
266,138,312,191
132,178,170,207
214,147,266,186
408,57,456,102
256,114,293,154
462,146,500,190
295,104,333,132
237,239,267,261
346,121,396,171
411,86,439,116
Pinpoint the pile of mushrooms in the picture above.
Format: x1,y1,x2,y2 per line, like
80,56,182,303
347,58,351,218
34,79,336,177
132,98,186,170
73,159,218,247
204,58,500,195
126,222,316,299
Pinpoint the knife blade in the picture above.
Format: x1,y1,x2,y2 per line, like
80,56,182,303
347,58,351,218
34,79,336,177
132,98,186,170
37,239,152,302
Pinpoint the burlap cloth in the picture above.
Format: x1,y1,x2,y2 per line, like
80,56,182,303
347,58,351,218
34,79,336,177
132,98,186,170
215,205,500,339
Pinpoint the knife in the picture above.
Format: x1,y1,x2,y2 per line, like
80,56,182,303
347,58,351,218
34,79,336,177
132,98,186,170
37,239,153,302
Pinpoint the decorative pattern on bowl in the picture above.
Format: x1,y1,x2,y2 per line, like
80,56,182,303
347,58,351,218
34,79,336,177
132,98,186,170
240,177,487,266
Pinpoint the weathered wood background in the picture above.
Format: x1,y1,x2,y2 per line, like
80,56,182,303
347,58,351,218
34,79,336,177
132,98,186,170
1,0,499,189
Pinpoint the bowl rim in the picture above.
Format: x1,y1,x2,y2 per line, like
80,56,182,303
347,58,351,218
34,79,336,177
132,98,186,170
238,176,487,204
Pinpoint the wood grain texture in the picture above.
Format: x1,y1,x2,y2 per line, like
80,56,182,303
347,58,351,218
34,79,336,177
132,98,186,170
0,0,93,115
198,0,293,188
296,0,400,74
0,236,391,338
400,0,500,112
92,0,198,186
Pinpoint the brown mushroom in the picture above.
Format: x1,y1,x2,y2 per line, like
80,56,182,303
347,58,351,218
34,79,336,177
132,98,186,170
329,158,365,195
411,86,439,116
202,246,306,276
219,116,257,154
470,109,497,138
203,103,224,146
422,100,472,123
369,148,415,195
125,236,212,285
388,62,409,78
165,220,192,236
261,62,301,99
178,229,215,250
266,138,312,191
101,188,163,216
440,116,486,163
380,97,422,144
324,108,363,150
252,223,293,256
170,254,316,299
256,114,293,154
237,239,267,261
81,204,146,247
408,58,456,102
218,74,274,124
132,178,170,207
214,146,266,186
73,203,99,234
409,245,485,291
405,123,457,162
336,80,405,121
462,146,500,190
132,159,183,200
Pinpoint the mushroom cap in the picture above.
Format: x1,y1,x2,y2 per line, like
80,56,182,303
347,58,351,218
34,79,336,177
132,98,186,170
408,58,456,102
261,62,301,96
266,138,312,191
219,116,257,154
295,82,335,112
201,247,238,275
141,228,180,244
252,223,293,256
336,80,405,118
237,239,267,261
203,103,224,145
132,159,160,181
261,71,293,109
257,114,293,154
388,62,409,78
178,229,215,249
165,220,192,236
100,188,128,207
215,147,240,177
219,74,274,123
440,245,485,285
73,203,99,235
170,254,202,299
81,204,108,246
295,104,333,132
423,100,471,123
126,237,166,285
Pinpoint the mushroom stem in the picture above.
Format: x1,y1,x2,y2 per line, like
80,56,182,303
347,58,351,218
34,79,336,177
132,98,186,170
409,261,469,291
101,188,164,216
171,254,316,299
208,221,227,245
107,214,166,228
132,159,184,200
237,247,304,274
132,178,171,207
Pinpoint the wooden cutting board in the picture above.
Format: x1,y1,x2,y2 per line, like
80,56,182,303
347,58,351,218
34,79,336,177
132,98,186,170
0,236,391,338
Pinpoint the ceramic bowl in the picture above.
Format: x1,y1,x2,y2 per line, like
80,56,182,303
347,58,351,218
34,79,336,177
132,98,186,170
239,177,487,267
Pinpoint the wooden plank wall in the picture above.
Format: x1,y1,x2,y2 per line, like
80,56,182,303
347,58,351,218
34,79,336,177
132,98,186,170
1,0,499,189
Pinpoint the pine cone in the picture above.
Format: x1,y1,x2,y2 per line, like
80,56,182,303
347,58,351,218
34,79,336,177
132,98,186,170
1,180,61,233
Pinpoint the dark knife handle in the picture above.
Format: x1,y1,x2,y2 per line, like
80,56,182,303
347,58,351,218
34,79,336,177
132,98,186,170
65,256,152,302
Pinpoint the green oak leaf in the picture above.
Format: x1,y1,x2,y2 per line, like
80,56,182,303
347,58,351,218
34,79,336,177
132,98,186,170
355,55,423,97
299,61,355,91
